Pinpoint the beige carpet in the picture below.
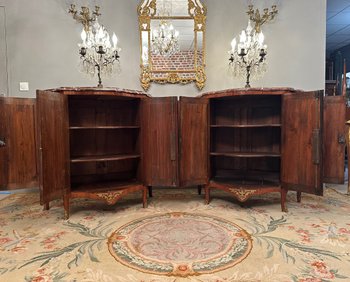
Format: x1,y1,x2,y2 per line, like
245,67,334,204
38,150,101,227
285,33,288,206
0,188,350,281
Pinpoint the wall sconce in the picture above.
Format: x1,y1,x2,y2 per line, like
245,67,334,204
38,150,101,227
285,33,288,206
69,5,121,88
247,5,278,33
68,4,101,32
228,5,278,88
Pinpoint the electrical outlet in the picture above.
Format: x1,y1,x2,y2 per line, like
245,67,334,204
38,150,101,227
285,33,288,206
19,82,29,91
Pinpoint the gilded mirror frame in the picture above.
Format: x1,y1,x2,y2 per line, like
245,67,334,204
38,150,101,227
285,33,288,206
138,0,207,91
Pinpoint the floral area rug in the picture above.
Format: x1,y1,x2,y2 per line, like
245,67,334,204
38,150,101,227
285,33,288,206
0,188,350,282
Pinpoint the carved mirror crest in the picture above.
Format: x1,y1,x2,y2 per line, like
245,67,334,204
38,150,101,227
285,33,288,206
138,0,207,91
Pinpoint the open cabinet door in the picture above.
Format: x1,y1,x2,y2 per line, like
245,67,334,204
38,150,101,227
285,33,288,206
141,97,178,187
179,97,208,187
0,97,38,190
323,95,346,183
37,90,69,206
282,90,323,195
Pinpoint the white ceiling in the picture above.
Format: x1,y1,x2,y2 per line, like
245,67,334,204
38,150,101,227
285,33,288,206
327,0,350,53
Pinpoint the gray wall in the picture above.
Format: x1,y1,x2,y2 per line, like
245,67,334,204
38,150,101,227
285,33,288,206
1,0,326,98
0,6,7,97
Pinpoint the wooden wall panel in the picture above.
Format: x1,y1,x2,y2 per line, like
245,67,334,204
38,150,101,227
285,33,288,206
323,96,345,184
1,98,38,190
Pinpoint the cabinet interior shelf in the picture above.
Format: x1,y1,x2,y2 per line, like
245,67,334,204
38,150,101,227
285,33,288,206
210,152,281,158
210,124,281,128
71,179,141,192
211,177,280,188
70,154,140,163
69,125,140,129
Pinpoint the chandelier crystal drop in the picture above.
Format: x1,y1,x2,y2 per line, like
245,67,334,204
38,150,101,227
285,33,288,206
228,20,267,88
78,19,121,87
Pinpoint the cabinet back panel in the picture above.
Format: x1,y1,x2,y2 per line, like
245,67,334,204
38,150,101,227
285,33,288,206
211,156,280,172
211,127,281,154
70,159,139,186
68,96,140,127
70,129,140,157
210,95,281,125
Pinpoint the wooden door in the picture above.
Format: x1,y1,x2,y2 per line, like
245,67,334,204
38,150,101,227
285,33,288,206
0,97,38,190
281,90,323,195
37,90,69,205
323,96,346,183
179,97,208,187
141,97,178,187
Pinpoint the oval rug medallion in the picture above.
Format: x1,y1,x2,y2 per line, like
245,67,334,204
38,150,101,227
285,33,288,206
108,212,252,277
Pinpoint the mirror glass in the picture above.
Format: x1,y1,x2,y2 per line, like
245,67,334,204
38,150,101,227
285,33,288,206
138,0,207,91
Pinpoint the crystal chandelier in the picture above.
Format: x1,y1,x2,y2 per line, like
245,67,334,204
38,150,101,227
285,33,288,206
151,5,180,56
228,20,267,88
69,5,121,88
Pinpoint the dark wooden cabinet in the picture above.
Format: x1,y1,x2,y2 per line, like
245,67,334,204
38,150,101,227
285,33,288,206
3,87,342,217
141,97,209,189
0,97,38,190
203,88,329,211
37,88,148,219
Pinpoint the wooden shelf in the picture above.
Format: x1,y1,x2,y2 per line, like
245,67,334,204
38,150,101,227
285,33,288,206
210,151,280,158
69,125,140,129
211,177,280,188
71,179,142,192
70,154,140,163
210,124,281,128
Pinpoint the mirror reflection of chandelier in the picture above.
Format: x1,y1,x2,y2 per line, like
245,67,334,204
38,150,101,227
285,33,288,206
151,2,180,57
228,20,267,88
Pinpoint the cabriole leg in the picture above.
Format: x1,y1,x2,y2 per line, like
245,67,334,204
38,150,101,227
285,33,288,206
142,187,148,208
197,185,202,195
148,186,153,198
297,191,301,203
281,188,288,212
63,195,70,220
205,185,210,204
